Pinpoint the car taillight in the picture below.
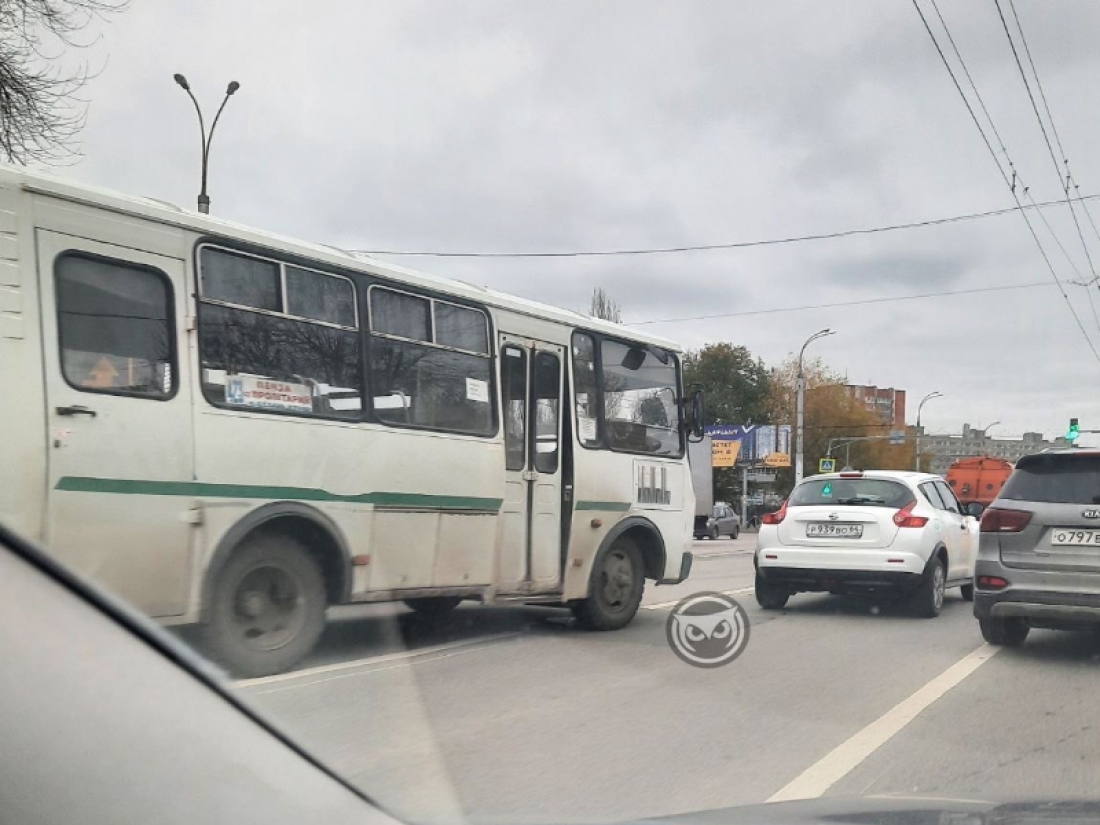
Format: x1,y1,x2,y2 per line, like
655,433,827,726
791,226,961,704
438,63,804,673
980,507,1033,533
762,500,788,526
893,499,928,528
977,575,1009,589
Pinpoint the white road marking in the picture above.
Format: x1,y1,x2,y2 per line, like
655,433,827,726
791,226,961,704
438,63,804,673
641,586,754,611
232,633,519,689
767,643,1000,802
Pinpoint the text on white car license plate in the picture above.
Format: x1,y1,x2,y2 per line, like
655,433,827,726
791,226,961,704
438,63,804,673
1051,529,1100,546
806,523,863,538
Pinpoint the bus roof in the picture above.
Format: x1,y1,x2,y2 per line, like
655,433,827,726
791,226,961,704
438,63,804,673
3,164,683,352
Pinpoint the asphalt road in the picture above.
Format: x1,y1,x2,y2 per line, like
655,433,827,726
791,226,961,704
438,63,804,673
233,536,1100,824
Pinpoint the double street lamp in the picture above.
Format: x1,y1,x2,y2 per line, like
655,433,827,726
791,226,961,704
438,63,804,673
915,391,944,472
795,328,835,484
173,73,241,214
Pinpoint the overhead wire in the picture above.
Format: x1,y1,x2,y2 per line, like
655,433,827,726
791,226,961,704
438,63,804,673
348,194,1100,259
910,0,1100,365
629,281,1049,326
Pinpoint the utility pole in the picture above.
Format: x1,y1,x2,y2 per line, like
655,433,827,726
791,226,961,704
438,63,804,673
795,329,835,484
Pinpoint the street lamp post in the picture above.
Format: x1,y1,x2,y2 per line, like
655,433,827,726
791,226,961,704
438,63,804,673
173,74,241,214
795,328,835,484
915,391,944,472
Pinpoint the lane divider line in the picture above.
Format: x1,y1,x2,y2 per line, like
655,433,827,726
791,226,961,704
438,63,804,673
766,643,1000,802
232,633,520,689
641,586,754,611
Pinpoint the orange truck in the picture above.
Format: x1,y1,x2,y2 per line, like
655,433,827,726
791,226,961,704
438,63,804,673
945,457,1014,507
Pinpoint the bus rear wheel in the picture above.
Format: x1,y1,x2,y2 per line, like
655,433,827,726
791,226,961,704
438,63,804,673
202,533,327,678
571,536,644,631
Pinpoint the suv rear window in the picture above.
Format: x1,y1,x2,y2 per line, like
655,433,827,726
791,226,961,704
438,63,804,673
790,478,914,508
1001,454,1100,504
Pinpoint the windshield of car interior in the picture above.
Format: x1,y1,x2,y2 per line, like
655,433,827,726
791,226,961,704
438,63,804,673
6,3,1100,825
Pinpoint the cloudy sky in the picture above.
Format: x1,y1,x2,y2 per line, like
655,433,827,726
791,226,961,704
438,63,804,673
47,0,1100,443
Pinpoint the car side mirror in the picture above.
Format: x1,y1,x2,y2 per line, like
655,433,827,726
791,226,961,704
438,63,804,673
966,502,985,518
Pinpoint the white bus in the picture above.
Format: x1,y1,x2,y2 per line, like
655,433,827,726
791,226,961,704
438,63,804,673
0,165,703,676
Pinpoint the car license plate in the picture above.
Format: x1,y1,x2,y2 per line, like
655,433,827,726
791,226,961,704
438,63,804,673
806,523,863,538
1051,529,1100,546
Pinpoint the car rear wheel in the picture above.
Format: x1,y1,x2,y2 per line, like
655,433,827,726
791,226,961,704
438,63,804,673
979,616,1030,646
911,557,946,618
755,573,790,610
960,582,975,602
730,525,740,540
708,525,719,540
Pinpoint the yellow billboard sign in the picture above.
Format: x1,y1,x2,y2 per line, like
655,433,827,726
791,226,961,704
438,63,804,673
712,440,741,467
763,452,791,468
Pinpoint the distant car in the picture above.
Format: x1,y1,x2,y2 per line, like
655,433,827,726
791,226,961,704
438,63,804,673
754,471,980,617
695,502,741,540
974,450,1100,646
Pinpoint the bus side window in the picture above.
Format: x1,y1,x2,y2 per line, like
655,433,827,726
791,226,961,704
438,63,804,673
533,351,560,473
55,253,176,399
571,332,598,448
501,346,526,471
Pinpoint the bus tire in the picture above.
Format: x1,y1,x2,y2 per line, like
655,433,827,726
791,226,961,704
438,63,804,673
202,532,327,678
404,596,463,615
571,535,644,631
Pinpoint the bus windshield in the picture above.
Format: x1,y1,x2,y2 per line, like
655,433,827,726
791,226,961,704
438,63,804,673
600,339,681,456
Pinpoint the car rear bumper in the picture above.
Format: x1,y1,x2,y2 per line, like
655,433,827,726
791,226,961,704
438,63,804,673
973,558,1100,624
756,565,924,594
757,547,926,576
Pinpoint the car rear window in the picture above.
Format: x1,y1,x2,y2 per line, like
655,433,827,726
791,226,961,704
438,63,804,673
1001,454,1100,505
789,478,914,508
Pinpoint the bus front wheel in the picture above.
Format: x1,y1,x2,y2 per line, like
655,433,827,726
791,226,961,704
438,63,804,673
202,532,327,678
571,536,644,631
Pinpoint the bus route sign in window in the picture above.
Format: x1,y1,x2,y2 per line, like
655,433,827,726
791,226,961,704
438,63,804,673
55,253,175,399
197,246,363,419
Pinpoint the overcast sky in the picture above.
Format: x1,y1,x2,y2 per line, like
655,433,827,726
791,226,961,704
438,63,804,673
49,0,1100,443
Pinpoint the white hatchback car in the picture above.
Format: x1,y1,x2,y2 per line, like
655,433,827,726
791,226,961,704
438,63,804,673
754,471,980,617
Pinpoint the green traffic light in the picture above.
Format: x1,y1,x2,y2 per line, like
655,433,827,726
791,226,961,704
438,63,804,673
1068,418,1080,442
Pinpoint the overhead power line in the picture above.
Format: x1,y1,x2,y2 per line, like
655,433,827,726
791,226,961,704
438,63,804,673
349,194,1100,259
910,0,1100,366
629,281,1049,326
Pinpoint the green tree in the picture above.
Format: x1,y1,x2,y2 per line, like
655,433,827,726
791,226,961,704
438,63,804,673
682,342,770,426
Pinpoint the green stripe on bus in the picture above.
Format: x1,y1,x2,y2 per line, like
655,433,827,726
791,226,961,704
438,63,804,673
54,476,502,511
575,501,631,512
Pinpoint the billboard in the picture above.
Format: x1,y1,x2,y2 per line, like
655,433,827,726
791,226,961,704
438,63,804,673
705,424,792,468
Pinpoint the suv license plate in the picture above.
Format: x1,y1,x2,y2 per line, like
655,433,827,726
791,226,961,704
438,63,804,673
806,523,863,538
1051,529,1100,546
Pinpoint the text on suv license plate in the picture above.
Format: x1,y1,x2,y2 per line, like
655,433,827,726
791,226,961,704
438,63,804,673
806,523,863,538
1051,529,1100,546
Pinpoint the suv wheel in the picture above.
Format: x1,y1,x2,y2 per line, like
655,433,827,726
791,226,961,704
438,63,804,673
979,616,1030,646
911,557,946,618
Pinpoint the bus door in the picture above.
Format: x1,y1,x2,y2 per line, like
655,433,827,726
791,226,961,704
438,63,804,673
36,230,195,618
499,335,565,593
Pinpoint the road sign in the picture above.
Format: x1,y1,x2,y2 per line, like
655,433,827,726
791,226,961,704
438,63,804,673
889,429,905,445
712,440,740,467
818,458,837,473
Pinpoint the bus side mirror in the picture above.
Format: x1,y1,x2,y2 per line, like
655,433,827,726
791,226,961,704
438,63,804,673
686,389,704,442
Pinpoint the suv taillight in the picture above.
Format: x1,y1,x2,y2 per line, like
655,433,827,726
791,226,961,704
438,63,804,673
893,499,929,528
980,507,1033,533
762,500,788,526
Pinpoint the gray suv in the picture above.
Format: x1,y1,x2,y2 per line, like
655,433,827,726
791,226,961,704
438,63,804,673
974,449,1100,646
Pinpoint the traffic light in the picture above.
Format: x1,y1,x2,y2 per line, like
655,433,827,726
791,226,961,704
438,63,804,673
1068,418,1081,443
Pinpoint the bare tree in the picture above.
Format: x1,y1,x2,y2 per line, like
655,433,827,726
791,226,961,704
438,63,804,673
589,286,622,323
0,0,127,164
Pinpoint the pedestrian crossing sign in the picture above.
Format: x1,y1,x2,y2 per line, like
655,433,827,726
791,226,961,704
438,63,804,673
819,458,837,473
